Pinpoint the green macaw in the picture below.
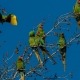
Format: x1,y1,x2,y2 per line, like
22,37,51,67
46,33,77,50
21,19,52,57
16,58,25,70
58,33,67,71
16,57,25,80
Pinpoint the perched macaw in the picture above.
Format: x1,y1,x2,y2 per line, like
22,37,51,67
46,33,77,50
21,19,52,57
16,56,25,80
36,28,56,64
58,33,66,71
35,23,56,64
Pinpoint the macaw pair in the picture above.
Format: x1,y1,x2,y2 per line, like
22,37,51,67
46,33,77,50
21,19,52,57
29,23,56,66
16,56,25,80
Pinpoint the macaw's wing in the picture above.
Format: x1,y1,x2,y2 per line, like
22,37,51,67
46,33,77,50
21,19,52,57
10,14,18,26
0,13,6,24
0,13,3,23
6,14,18,26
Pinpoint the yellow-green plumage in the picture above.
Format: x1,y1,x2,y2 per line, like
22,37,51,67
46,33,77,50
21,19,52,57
16,59,24,70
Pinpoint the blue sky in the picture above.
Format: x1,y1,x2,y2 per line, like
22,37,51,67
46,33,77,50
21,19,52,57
0,0,80,80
